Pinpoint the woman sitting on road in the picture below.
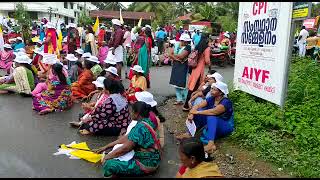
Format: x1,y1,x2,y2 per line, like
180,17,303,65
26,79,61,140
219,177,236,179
77,77,130,136
93,101,161,177
69,76,108,128
188,71,223,107
87,55,103,79
134,91,166,147
32,54,69,98
101,66,121,81
0,44,15,75
176,138,223,178
71,59,96,102
177,81,234,154
126,65,147,103
32,63,73,115
0,54,36,96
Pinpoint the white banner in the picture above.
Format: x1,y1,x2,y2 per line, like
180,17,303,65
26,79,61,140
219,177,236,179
188,25,206,32
233,2,293,106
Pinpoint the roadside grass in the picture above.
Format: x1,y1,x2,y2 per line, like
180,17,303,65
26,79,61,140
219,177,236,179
228,56,320,177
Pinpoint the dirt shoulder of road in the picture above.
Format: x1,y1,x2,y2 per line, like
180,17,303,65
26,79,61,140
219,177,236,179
158,98,293,178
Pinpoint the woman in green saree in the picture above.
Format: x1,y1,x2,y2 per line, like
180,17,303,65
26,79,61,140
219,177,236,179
93,101,161,177
128,27,150,87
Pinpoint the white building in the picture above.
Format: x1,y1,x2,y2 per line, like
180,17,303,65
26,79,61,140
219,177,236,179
0,2,97,24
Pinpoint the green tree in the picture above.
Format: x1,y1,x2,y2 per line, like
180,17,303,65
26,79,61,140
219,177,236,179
174,2,191,16
132,2,171,26
311,2,320,17
215,2,239,19
78,10,93,26
13,2,32,43
91,2,125,11
217,16,237,32
189,2,207,13
190,3,218,22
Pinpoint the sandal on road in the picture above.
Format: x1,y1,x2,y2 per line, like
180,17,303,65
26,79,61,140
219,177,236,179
69,121,81,128
174,101,183,105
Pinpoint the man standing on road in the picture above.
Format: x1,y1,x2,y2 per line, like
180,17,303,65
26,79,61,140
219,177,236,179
108,19,124,77
192,29,202,47
156,27,167,55
298,26,309,57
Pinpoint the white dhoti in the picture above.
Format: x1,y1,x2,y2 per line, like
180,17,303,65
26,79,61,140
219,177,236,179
298,42,306,57
106,46,124,63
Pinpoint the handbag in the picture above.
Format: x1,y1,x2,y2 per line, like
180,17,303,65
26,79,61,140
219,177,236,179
187,50,199,68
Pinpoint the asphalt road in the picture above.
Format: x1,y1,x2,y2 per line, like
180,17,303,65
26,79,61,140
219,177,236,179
0,65,234,177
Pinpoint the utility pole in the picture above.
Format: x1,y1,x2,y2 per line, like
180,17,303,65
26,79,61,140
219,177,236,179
48,7,53,22
47,7,58,22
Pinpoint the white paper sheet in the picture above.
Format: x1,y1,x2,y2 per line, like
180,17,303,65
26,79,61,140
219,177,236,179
186,119,196,137
109,144,135,162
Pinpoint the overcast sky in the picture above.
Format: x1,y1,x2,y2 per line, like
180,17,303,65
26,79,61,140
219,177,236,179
121,2,133,8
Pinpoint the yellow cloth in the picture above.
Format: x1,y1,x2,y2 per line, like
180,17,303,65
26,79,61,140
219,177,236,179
131,75,147,91
93,16,99,35
306,36,320,49
181,162,223,178
59,142,102,163
32,36,40,43
57,31,63,51
70,150,102,163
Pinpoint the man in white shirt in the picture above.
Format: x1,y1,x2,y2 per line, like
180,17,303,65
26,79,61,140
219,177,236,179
298,26,309,57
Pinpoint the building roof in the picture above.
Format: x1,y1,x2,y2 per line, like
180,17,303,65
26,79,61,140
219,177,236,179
176,13,193,21
90,10,155,20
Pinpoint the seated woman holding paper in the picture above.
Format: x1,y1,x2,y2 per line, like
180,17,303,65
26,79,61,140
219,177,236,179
93,101,161,177
177,81,234,154
77,77,130,136
188,71,223,107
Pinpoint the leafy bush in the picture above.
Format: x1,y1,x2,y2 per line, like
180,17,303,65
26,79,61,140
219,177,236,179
13,2,32,42
228,56,320,177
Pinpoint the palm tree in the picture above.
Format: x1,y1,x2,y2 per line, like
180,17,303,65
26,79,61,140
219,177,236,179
133,2,168,13
91,2,125,11
215,2,239,19
175,2,191,16
105,2,126,11
190,3,218,23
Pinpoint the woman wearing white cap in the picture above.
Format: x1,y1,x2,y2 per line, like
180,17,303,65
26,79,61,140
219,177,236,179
0,55,36,95
43,22,60,57
71,58,96,101
69,76,108,127
187,81,234,153
95,101,160,177
32,63,73,115
102,66,121,81
65,54,82,83
104,57,117,68
0,44,15,74
135,91,166,147
87,55,103,79
220,32,231,49
126,65,147,103
189,71,224,107
169,33,192,105
13,37,25,52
